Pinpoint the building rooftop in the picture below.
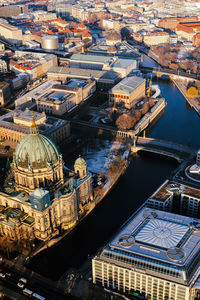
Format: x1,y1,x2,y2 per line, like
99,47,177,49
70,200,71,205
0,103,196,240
48,66,120,83
15,80,58,108
14,110,46,125
40,90,73,104
135,218,188,249
0,21,19,31
150,180,172,202
0,109,68,136
100,207,200,285
65,78,87,88
110,76,145,94
70,53,114,64
151,180,200,202
111,58,136,69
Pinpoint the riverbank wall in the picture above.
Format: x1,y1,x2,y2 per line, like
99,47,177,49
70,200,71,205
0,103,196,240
172,79,200,116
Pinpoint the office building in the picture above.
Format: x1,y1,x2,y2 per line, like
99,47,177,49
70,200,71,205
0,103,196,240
92,207,200,300
0,21,22,45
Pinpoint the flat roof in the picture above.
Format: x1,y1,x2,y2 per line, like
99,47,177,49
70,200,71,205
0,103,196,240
150,180,171,202
135,218,188,249
48,66,120,82
65,79,87,88
14,110,44,122
40,90,72,104
110,76,145,94
70,54,114,64
0,109,68,135
111,58,136,69
151,180,200,202
0,22,18,31
102,207,200,283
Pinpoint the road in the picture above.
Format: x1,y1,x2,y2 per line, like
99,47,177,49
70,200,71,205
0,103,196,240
0,263,78,300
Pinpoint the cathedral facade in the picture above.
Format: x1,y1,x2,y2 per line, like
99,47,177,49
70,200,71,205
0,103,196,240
0,120,93,242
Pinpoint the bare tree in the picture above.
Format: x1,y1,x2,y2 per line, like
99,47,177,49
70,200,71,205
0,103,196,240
132,109,142,122
141,102,149,115
169,63,179,70
149,98,155,107
115,114,137,130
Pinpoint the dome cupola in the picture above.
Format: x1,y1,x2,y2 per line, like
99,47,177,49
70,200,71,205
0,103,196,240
74,156,87,179
14,133,60,170
13,114,64,193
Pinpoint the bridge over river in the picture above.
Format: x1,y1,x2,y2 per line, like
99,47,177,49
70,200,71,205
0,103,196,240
141,66,200,81
132,137,197,163
71,119,197,163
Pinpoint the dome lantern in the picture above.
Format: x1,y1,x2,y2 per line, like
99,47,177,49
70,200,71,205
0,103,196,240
74,155,87,179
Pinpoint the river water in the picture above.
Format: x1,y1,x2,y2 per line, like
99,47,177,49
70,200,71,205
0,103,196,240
29,63,200,280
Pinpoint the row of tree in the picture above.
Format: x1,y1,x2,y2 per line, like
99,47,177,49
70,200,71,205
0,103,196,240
115,99,155,130
151,45,200,73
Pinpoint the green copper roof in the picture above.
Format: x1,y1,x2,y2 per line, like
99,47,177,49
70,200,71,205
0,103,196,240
14,132,60,170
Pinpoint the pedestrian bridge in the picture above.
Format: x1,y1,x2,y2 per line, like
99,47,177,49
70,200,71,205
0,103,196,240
131,137,197,163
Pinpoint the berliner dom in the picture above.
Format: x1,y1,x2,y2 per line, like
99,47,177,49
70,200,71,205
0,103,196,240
0,116,93,244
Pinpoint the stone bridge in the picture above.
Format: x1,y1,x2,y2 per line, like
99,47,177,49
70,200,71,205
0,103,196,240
70,120,197,162
141,66,199,81
131,137,197,163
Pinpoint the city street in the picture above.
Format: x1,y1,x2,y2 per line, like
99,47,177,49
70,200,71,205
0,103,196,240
0,263,78,300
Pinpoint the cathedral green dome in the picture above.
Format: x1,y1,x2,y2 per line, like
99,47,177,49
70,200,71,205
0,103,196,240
14,132,60,170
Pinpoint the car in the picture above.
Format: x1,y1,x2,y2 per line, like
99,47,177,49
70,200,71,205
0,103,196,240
0,273,5,278
17,282,24,289
19,277,27,284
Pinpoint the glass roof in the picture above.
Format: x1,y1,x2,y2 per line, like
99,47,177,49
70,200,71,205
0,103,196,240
135,219,188,249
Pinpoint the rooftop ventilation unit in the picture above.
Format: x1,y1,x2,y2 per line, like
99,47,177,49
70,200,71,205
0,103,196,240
167,247,185,261
118,235,135,248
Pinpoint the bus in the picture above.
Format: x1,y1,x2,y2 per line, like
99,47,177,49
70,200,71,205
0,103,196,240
23,288,33,297
32,293,45,300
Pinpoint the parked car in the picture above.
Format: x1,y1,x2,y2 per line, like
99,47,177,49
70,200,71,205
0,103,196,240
17,282,24,289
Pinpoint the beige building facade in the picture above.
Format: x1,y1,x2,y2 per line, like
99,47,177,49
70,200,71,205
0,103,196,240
109,76,146,109
0,22,22,45
0,126,93,242
144,32,170,46
0,82,11,107
36,79,96,115
0,109,70,145
92,207,200,300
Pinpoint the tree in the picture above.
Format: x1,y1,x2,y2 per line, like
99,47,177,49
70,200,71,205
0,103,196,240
115,114,137,130
149,98,155,107
169,63,179,70
141,102,149,115
132,109,141,122
107,156,123,179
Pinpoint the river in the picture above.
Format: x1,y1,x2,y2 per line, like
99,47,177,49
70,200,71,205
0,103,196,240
29,65,200,280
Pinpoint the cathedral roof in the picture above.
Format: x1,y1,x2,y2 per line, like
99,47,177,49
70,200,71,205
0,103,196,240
14,132,60,170
74,156,87,169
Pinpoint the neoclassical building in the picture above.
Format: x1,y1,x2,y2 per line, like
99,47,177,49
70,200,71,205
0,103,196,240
0,119,93,242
